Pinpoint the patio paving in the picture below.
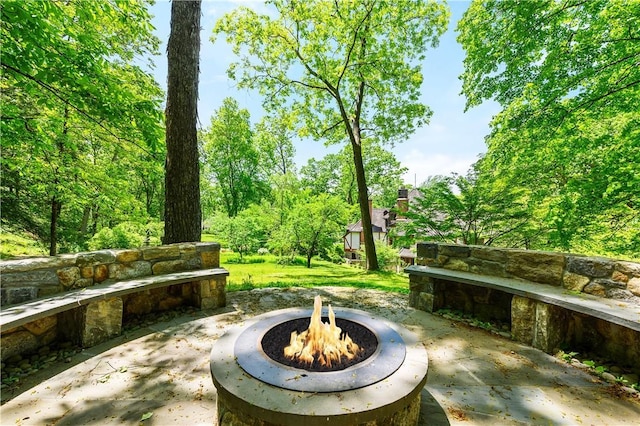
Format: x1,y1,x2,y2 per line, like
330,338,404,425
1,286,639,425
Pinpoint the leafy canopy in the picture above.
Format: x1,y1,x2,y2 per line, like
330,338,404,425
457,0,640,257
1,0,164,151
458,0,639,135
213,0,449,145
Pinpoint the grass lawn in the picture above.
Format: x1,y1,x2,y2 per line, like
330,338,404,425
0,231,47,259
221,253,409,294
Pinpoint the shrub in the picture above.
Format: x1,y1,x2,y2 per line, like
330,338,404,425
358,241,399,271
88,221,162,250
320,243,346,264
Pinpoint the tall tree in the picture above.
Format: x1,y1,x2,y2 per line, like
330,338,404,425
164,0,202,244
401,168,531,247
254,114,298,227
213,0,449,270
200,97,269,217
254,115,296,177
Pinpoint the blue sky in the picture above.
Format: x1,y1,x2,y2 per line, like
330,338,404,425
149,0,499,186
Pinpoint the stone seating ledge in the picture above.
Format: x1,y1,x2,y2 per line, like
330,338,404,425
0,242,228,361
406,265,640,333
0,268,229,333
407,263,640,367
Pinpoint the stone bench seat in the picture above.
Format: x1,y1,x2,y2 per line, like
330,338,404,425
405,265,640,332
1,268,229,348
406,264,640,364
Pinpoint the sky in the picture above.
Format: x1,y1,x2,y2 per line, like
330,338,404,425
148,0,500,187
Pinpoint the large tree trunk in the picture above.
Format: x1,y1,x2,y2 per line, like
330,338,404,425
49,196,61,256
164,0,202,244
351,140,379,271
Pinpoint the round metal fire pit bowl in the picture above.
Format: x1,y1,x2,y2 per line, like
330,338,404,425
210,307,428,426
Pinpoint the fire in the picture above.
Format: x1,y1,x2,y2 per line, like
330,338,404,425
284,295,361,368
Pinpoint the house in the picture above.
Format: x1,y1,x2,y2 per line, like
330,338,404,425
343,188,421,265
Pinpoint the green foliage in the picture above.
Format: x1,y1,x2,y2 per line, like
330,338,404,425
208,209,269,260
1,0,164,149
87,222,162,250
281,192,351,268
1,0,165,254
213,0,449,270
320,243,348,265
300,142,407,207
200,98,270,218
359,241,399,271
214,0,448,146
400,167,531,247
254,114,296,177
224,255,267,265
559,351,579,363
457,0,640,258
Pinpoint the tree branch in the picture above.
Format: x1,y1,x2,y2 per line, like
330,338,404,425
2,63,156,157
337,1,375,87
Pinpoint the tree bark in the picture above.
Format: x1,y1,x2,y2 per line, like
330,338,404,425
49,197,61,256
164,0,202,244
351,139,379,271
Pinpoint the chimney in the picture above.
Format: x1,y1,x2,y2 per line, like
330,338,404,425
397,188,408,219
368,199,373,218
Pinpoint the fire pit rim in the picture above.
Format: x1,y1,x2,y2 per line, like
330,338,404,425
210,306,429,425
234,307,407,392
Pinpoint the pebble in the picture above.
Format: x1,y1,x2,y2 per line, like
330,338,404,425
571,359,589,370
601,372,618,383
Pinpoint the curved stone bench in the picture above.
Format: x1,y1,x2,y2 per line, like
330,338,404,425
407,264,640,366
1,243,228,361
1,268,229,334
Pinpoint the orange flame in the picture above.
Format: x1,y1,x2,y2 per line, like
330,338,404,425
284,295,361,367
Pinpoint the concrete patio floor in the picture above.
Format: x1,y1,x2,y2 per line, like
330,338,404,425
1,286,639,425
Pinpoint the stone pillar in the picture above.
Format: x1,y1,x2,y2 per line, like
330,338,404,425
511,295,567,354
408,274,442,312
511,296,536,345
60,298,123,347
532,302,567,353
82,297,123,347
191,277,226,309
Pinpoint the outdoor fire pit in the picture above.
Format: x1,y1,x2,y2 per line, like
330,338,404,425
210,296,428,425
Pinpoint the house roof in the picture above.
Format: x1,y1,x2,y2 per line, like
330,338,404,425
398,248,416,259
345,189,424,236
346,208,389,233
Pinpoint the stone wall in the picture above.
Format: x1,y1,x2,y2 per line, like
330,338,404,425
415,243,640,303
1,243,225,361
